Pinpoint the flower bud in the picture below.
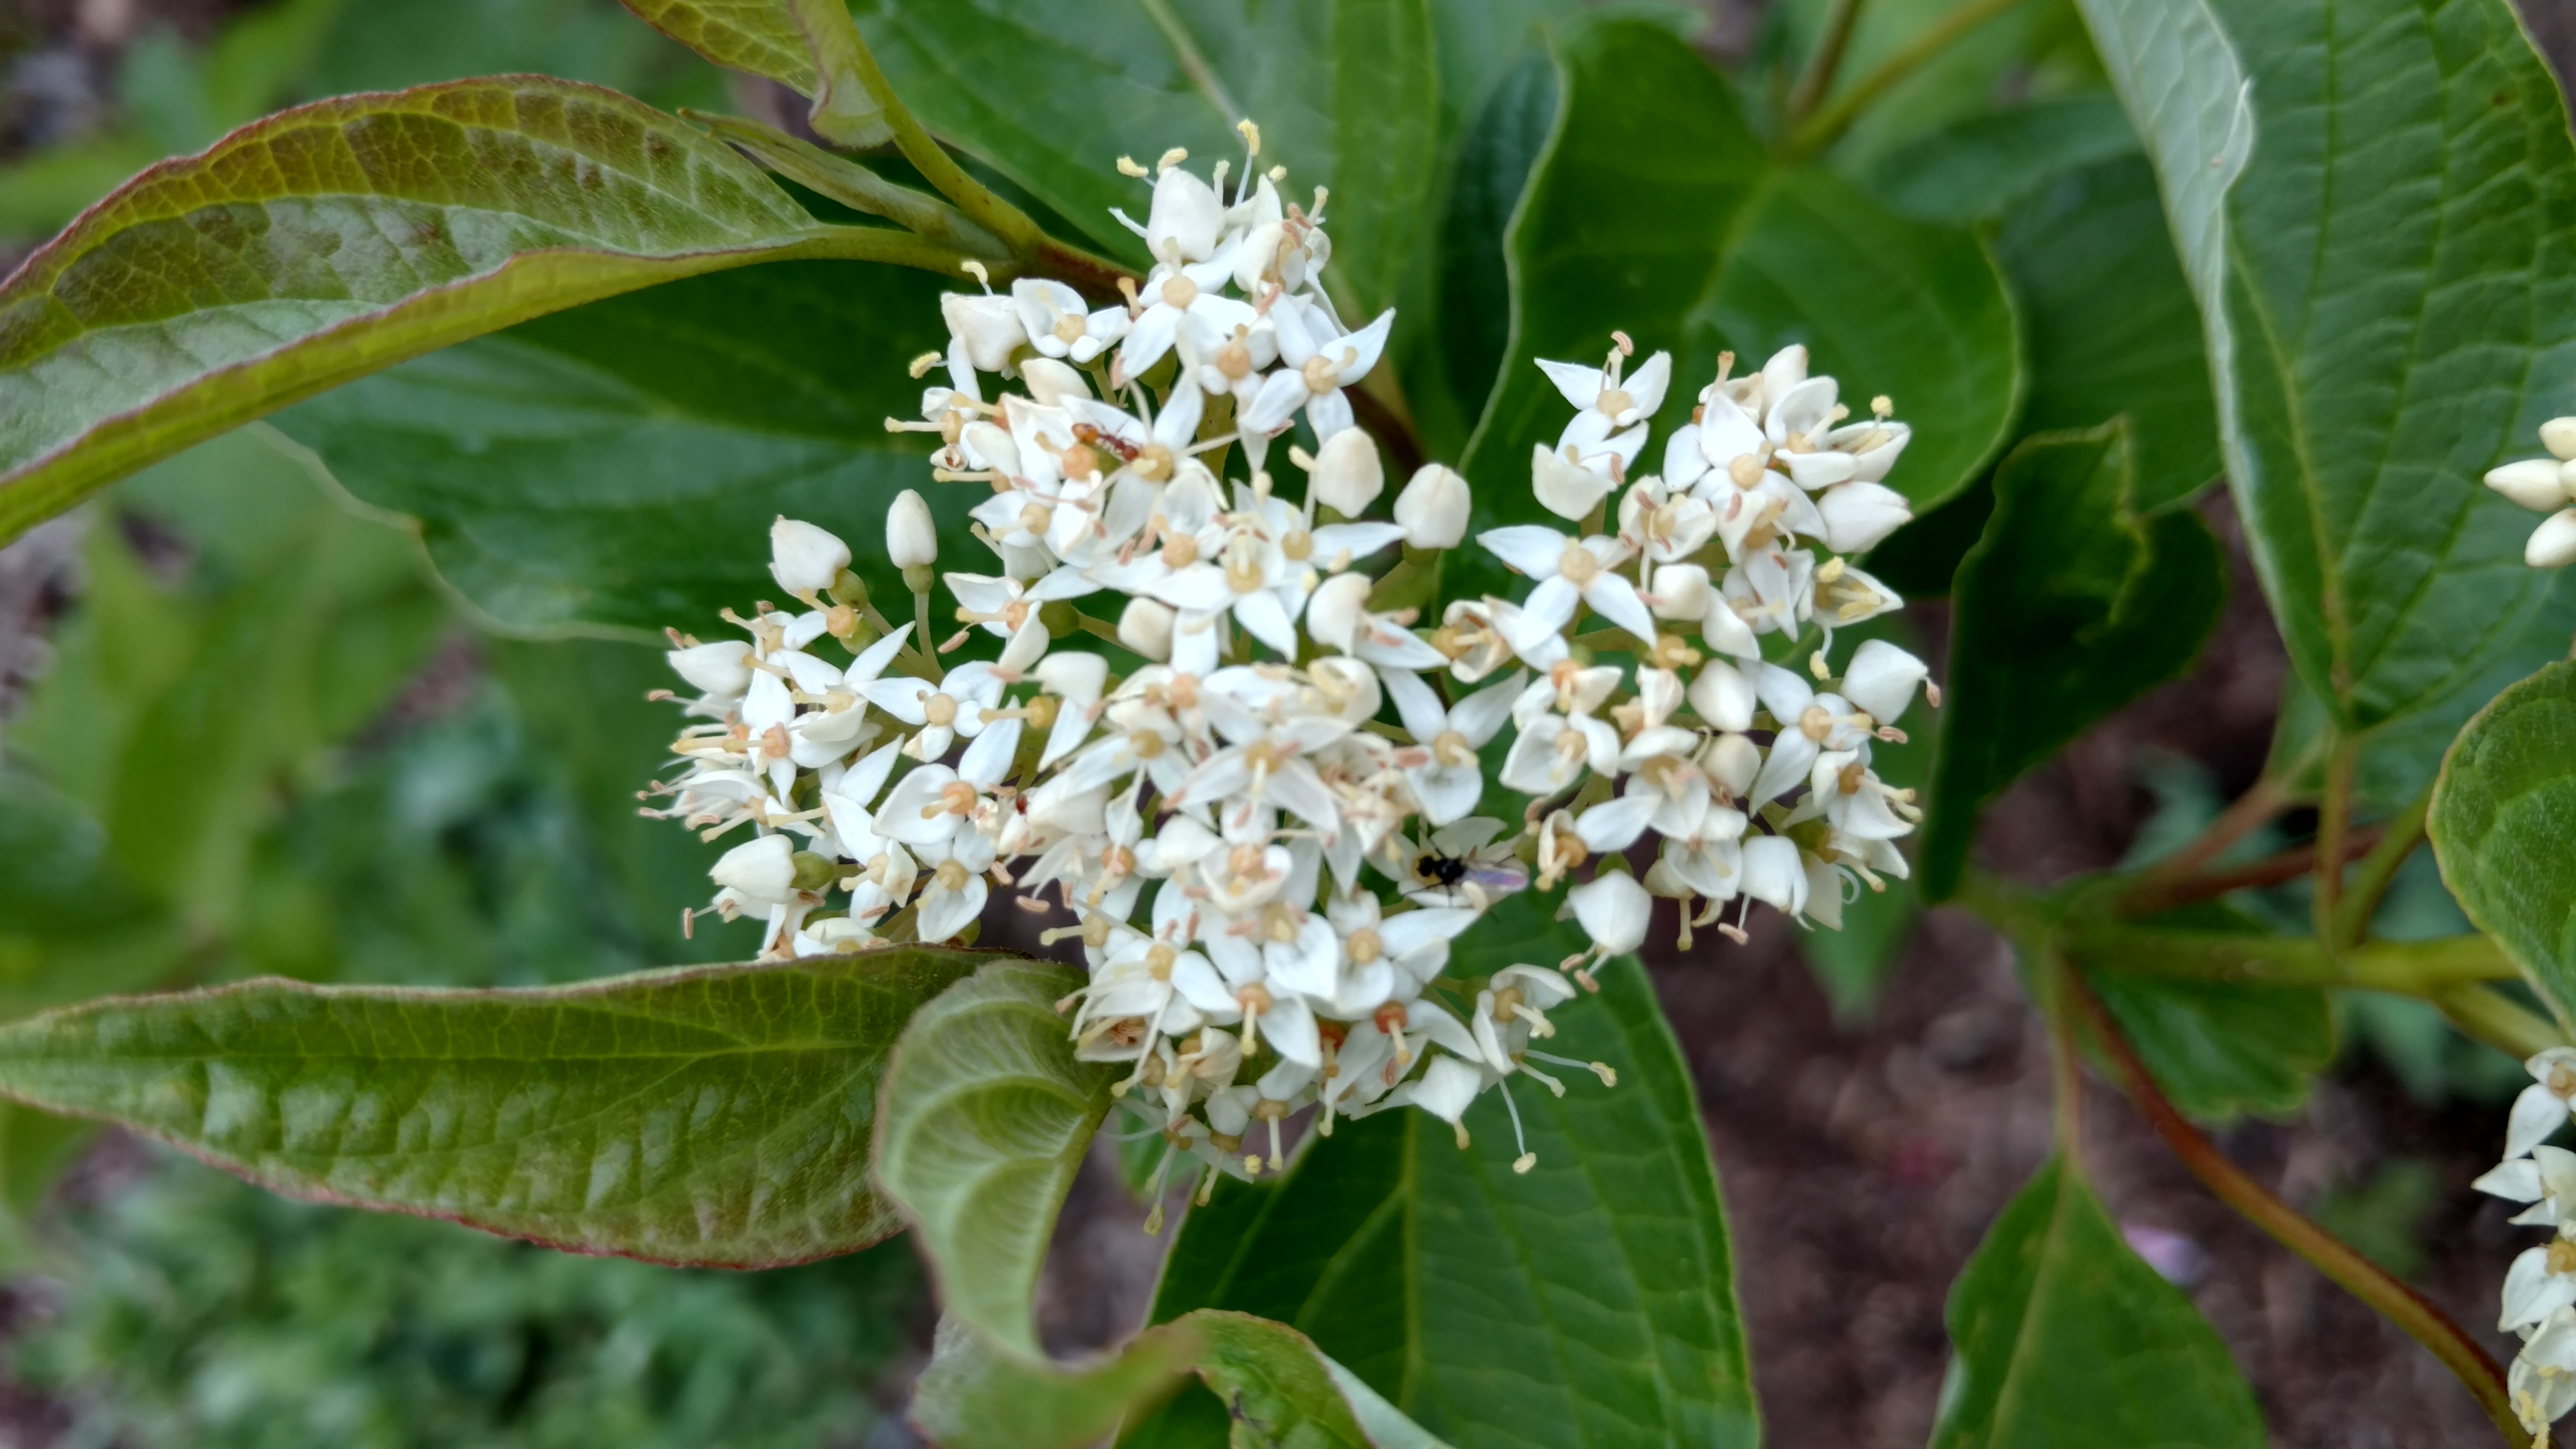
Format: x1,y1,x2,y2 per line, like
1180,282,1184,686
1650,563,1710,620
2545,417,2576,462
1841,639,1929,724
768,517,851,597
1146,165,1223,263
889,490,938,572
1395,464,1471,549
1816,481,1912,553
2488,458,2569,512
1687,660,1757,732
1118,597,1176,660
1309,427,1384,516
1569,871,1651,957
710,834,799,906
1304,571,1370,653
1019,356,1091,407
1531,443,1615,522
667,640,753,698
1699,732,1761,798
2530,508,2576,569
939,291,1025,373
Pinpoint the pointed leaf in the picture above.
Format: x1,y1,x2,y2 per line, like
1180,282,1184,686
1920,424,2226,899
616,0,820,93
872,959,1115,1359
2430,659,2576,1017
0,77,948,545
1930,1159,2267,1448
0,950,996,1266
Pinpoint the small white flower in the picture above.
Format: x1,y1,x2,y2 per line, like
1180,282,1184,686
711,834,804,909
1841,639,1929,724
1537,341,1670,432
1815,480,1911,553
1569,871,1651,958
2511,1048,2576,1157
1478,523,1657,649
1383,668,1523,824
1395,464,1472,549
1118,258,1259,377
1308,426,1384,516
1738,834,1808,918
940,285,1025,375
666,640,752,700
1241,307,1394,441
2515,1307,2576,1436
1011,278,1129,364
769,518,850,596
887,491,939,571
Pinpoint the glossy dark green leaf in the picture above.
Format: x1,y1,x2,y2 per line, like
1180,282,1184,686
1457,18,2017,580
271,261,958,634
2080,0,2576,742
1866,92,2141,226
0,950,994,1266
0,77,948,547
1929,1158,2266,1448
1920,424,2225,900
1126,938,1758,1449
2084,970,2334,1122
851,0,1439,317
914,1311,1451,1449
1995,155,2218,513
872,959,1114,1359
2429,660,2576,1017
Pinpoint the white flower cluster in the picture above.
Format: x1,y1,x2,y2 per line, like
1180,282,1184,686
2475,1049,2576,1435
642,126,1935,1207
2484,416,2576,568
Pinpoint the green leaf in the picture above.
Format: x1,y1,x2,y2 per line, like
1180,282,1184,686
914,1311,1455,1449
1457,18,2018,579
1920,424,2225,900
0,77,947,546
0,769,156,937
270,260,954,634
2084,970,2334,1121
1994,156,2218,513
1930,1158,2266,1448
0,950,995,1266
1126,944,1758,1449
2079,0,2576,744
871,959,1115,1359
1865,92,2142,226
2429,659,2576,1016
851,0,1439,318
616,0,819,93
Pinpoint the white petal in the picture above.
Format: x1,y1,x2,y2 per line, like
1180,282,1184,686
1478,525,1570,579
2511,1083,2571,1158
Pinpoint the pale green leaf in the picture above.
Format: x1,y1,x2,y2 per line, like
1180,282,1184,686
2429,659,2576,1017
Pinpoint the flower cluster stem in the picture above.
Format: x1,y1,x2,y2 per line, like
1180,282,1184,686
2330,785,2433,950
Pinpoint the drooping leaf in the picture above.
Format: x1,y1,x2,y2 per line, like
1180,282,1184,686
872,959,1114,1359
1457,18,2018,589
850,0,1439,318
1919,424,2225,900
2079,0,2576,745
2083,970,2334,1122
0,950,995,1266
1866,91,2142,226
1994,155,2218,513
2429,659,2576,1017
270,260,956,634
1125,941,1759,1449
1929,1158,2267,1448
0,77,944,544
913,1311,1454,1449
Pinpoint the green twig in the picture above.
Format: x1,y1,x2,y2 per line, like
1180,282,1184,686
1787,0,2034,158
2065,924,2518,993
2313,734,2359,943
2119,778,2290,912
2118,828,2382,918
687,113,1005,255
2068,974,2525,1444
2330,786,2433,950
827,20,1040,257
2432,983,2563,1061
1788,0,1869,122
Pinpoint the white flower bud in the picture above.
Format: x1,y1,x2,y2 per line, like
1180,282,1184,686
1687,661,1757,732
1118,597,1176,660
1019,356,1091,408
1650,563,1710,620
1842,639,1929,724
939,291,1025,373
1304,571,1370,653
1739,835,1808,915
2488,458,2570,512
1758,345,1809,407
1699,732,1761,799
1310,427,1385,516
888,490,938,570
2530,508,2576,569
2545,417,2576,462
667,640,753,698
768,518,851,596
1395,464,1471,549
1816,481,1912,553
1570,870,1651,957
1146,165,1223,263
711,834,799,907
1532,443,1615,522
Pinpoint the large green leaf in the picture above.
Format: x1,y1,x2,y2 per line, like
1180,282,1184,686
0,77,945,545
0,951,993,1266
1865,92,2141,227
1920,424,2225,900
1124,935,1758,1449
270,260,955,634
2079,0,2576,745
1456,18,2018,579
914,1311,1452,1449
2430,659,2576,1016
872,959,1114,1359
850,0,1439,317
1930,1158,2267,1448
